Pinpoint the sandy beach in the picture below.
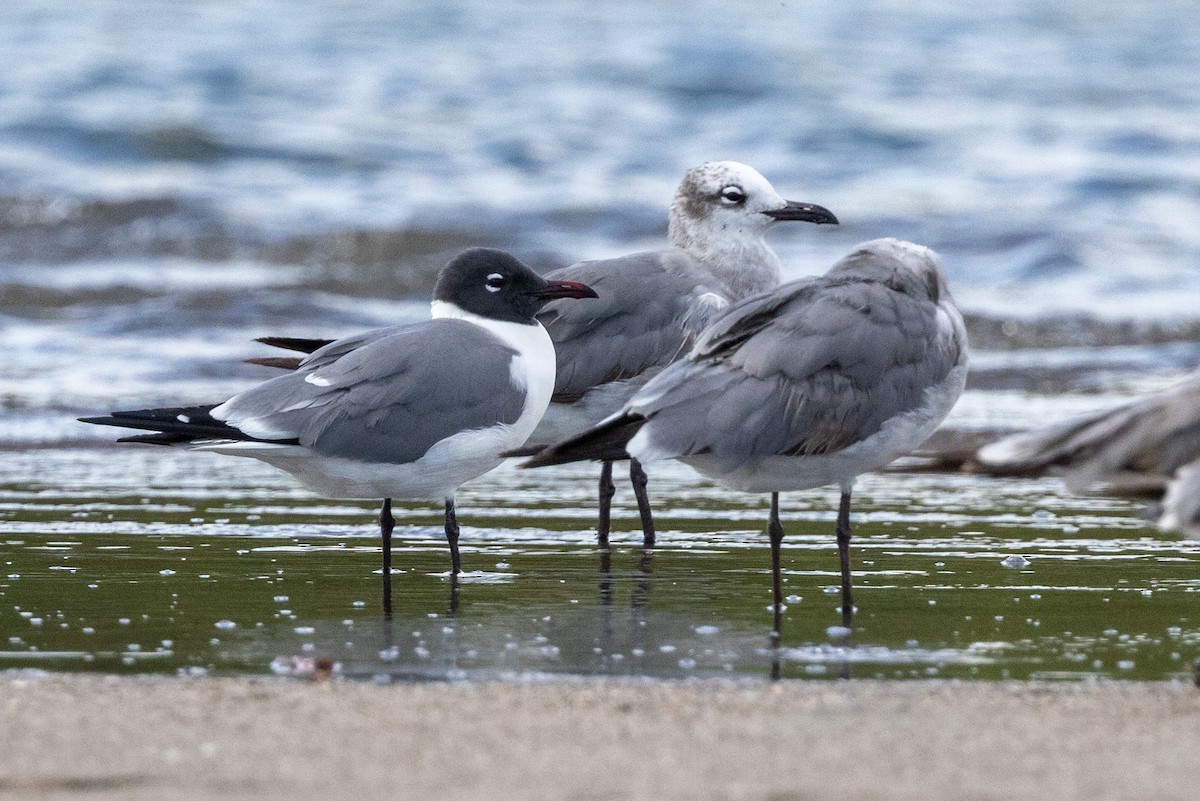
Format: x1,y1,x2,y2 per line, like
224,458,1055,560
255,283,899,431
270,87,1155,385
1,674,1197,801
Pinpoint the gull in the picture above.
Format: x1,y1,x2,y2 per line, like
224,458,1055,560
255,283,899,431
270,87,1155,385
80,248,597,613
974,370,1200,536
251,164,837,548
524,238,968,629
527,161,837,547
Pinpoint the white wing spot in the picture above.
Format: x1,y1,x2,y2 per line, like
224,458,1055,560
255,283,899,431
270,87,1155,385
176,414,191,423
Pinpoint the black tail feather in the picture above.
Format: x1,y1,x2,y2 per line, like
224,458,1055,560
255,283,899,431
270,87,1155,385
255,336,333,354
79,404,298,445
521,414,648,468
244,356,305,370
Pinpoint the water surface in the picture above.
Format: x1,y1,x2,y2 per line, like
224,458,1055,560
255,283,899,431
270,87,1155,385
3,449,1196,682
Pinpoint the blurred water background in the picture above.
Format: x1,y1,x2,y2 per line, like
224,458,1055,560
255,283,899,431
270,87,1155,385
2,0,1200,679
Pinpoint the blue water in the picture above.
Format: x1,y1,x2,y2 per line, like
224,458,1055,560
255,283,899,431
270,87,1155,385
2,0,1200,443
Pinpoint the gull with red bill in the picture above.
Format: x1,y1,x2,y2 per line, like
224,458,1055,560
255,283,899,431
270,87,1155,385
81,248,598,611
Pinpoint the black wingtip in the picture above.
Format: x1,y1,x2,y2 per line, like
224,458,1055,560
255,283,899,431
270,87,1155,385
520,415,647,468
255,336,333,354
245,356,305,370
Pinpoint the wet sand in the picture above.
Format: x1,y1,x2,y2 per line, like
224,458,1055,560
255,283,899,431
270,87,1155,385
1,674,1197,800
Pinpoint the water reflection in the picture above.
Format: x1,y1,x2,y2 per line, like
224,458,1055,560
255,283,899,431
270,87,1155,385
1,448,1199,682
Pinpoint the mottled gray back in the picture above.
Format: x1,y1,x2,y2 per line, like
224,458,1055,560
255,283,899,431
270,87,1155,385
219,319,526,464
536,249,728,399
629,241,965,466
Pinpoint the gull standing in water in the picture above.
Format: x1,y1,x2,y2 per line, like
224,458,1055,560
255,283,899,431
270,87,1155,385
81,248,597,614
524,239,968,630
254,163,838,548
528,161,837,546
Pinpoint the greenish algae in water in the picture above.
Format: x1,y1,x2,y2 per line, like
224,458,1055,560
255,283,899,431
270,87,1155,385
1,448,1198,681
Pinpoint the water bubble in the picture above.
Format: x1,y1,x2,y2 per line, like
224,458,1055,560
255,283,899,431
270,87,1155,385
785,595,802,604
379,646,400,662
1141,589,1153,597
118,618,131,625
659,644,677,653
414,646,431,659
1031,509,1055,520
82,627,95,635
694,625,719,636
495,562,510,569
1117,660,1135,671
1000,555,1030,569
351,601,366,608
826,625,851,640
678,658,697,670
29,618,43,626
214,620,236,630
294,626,315,635
823,586,839,594
159,569,176,576
273,596,289,603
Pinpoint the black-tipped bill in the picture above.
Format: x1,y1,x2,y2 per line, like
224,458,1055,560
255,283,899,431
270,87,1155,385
763,200,839,225
535,279,599,301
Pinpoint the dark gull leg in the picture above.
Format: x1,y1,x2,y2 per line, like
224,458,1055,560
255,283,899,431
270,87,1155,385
596,460,616,548
380,497,394,619
629,458,656,548
836,489,855,627
768,492,784,680
444,497,461,575
768,492,785,637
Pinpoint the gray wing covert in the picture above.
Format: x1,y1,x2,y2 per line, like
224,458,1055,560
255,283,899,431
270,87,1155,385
536,250,727,400
631,275,964,463
218,320,526,464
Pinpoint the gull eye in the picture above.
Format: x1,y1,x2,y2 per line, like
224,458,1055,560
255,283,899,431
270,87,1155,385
485,272,507,293
719,186,747,205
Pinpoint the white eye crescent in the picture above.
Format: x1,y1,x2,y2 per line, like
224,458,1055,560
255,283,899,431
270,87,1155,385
486,272,507,292
719,186,747,205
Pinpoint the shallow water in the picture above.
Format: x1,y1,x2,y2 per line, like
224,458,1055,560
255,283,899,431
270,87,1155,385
3,448,1197,682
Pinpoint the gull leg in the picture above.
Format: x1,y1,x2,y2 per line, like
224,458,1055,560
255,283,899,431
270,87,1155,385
836,490,855,628
380,497,395,619
768,492,785,679
444,497,461,575
597,461,616,548
629,458,656,548
769,492,785,632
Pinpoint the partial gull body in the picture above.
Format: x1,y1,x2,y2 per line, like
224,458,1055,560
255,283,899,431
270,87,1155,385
80,249,598,613
530,161,838,547
975,370,1200,537
525,238,968,632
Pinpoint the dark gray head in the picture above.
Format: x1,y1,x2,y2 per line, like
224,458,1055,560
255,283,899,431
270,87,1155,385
434,248,598,324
